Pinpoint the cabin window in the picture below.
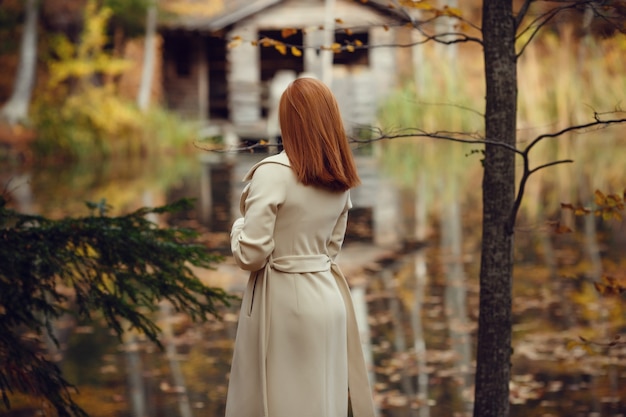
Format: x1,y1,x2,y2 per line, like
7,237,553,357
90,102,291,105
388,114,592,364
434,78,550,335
169,37,192,78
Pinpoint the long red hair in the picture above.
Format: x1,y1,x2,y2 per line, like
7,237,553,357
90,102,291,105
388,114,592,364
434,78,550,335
278,77,360,192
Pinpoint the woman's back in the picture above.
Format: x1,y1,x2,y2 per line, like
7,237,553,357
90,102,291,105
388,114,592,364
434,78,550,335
269,163,350,259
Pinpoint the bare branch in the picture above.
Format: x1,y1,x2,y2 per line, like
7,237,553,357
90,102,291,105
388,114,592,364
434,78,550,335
528,159,575,176
507,158,573,234
515,1,590,57
349,127,524,156
525,112,626,153
585,2,626,36
193,140,280,154
506,110,626,234
515,0,533,31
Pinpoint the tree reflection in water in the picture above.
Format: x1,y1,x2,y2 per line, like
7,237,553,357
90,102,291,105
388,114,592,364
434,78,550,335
2,151,625,417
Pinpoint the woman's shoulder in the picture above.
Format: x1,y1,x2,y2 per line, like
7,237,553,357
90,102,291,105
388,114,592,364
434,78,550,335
242,151,291,182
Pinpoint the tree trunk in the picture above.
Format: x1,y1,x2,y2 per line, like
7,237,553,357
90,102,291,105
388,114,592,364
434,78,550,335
473,2,517,417
137,1,157,112
1,0,39,124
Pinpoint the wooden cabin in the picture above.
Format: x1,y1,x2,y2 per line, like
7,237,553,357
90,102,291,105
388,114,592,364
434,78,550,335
159,0,409,143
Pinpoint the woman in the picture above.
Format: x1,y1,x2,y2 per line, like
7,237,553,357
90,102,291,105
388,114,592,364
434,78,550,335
225,77,375,417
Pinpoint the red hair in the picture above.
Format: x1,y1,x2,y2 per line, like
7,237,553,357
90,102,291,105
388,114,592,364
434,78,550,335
278,77,360,192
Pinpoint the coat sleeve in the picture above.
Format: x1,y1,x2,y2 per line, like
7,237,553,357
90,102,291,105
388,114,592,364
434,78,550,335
231,163,287,271
328,193,352,261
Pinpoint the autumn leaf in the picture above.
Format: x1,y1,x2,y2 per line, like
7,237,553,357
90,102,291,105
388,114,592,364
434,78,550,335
290,46,302,57
346,45,355,52
335,18,344,24
281,28,298,39
274,43,287,55
606,193,623,208
594,275,626,296
565,339,595,354
227,36,242,49
566,339,582,351
354,39,363,47
594,189,606,206
574,207,591,216
552,221,572,234
399,0,434,11
330,42,342,53
259,37,274,47
344,28,353,35
443,6,462,17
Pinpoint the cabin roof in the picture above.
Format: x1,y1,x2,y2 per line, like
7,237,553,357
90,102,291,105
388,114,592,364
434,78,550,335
160,0,407,32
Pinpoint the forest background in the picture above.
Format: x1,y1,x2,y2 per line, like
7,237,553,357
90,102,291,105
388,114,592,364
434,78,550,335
1,1,626,417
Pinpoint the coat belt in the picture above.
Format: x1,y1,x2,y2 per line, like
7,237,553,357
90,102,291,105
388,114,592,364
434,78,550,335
268,254,331,273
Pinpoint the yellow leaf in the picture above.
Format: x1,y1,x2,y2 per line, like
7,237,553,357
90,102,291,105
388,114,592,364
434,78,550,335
594,189,606,206
606,193,621,207
566,340,582,350
274,43,287,55
281,28,298,38
227,37,242,49
574,206,590,216
330,42,342,53
602,209,614,221
613,210,623,221
443,6,462,17
335,18,344,24
400,1,433,10
346,45,355,52
344,28,353,35
291,46,302,56
355,39,363,47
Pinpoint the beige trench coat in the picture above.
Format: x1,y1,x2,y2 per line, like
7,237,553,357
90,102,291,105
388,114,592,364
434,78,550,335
225,152,375,417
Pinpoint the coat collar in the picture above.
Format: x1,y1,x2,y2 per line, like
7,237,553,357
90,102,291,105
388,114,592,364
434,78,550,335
242,151,291,181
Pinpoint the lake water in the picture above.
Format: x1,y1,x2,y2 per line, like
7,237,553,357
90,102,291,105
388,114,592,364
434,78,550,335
1,146,625,417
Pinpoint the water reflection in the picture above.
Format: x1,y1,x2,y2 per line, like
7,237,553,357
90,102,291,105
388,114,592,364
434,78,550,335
2,149,626,417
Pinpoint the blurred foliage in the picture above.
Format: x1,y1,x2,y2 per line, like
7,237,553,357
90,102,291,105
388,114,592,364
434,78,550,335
104,0,152,39
0,195,233,417
31,0,197,162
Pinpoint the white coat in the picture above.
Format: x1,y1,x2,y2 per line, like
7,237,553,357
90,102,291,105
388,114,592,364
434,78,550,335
225,151,375,417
